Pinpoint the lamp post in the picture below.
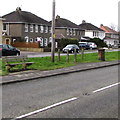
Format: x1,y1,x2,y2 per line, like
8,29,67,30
51,0,56,62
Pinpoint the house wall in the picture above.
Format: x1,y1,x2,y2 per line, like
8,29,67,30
104,39,119,46
85,30,105,39
0,18,3,43
55,28,84,39
4,23,51,48
55,28,66,38
9,23,22,37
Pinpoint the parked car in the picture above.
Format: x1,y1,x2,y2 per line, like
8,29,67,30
88,42,97,49
0,44,20,57
62,44,80,53
79,42,90,50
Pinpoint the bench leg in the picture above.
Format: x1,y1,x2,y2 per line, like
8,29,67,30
22,64,27,70
6,66,11,72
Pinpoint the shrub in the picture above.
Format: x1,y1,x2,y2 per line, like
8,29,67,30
89,38,107,48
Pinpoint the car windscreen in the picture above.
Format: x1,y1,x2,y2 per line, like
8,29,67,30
65,45,73,48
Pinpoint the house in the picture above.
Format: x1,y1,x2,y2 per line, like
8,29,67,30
2,7,51,51
79,20,105,40
100,24,119,47
0,17,3,44
51,15,85,40
0,17,11,44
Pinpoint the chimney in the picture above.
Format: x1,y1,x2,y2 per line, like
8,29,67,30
56,15,60,19
100,24,103,27
16,7,22,12
82,20,86,24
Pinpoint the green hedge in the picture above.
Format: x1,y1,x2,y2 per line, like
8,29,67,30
89,38,107,48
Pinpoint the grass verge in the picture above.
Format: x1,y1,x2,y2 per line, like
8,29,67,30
0,51,119,76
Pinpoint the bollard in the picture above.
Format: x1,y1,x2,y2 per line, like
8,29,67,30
66,50,69,63
74,48,77,63
98,48,105,61
58,49,60,62
81,47,84,60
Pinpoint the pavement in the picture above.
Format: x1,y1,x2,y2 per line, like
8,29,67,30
1,60,119,85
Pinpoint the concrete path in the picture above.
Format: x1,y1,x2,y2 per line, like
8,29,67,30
1,60,119,85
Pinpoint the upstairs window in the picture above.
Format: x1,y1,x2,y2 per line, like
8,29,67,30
70,28,73,36
30,24,34,32
67,28,69,36
45,26,48,33
40,25,44,33
73,29,76,36
35,25,38,33
3,23,7,31
49,27,52,33
25,24,28,32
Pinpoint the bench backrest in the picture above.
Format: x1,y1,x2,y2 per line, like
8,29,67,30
2,55,28,63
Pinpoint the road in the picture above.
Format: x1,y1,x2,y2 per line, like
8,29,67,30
2,65,119,119
20,49,119,58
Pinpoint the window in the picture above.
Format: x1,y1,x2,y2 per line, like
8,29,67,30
49,27,52,33
45,26,48,33
25,24,28,32
40,25,44,33
35,38,38,42
49,37,52,43
67,28,69,36
3,23,7,31
44,38,48,46
70,29,73,36
73,29,76,36
30,38,33,42
25,36,29,42
40,38,44,46
35,25,38,33
30,24,34,32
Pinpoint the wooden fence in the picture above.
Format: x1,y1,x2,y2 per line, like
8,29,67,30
11,42,39,48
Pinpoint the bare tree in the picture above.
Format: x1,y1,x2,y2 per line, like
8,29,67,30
109,23,117,31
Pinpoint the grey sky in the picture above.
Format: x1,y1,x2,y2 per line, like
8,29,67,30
0,0,119,29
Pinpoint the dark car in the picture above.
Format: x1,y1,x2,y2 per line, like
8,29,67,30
62,44,80,53
0,44,20,57
79,42,90,50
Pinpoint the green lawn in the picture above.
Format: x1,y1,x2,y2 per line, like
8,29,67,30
0,51,119,76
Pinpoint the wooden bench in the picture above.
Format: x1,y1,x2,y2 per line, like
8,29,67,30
2,55,34,72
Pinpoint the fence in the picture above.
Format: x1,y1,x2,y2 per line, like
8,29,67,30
11,42,39,48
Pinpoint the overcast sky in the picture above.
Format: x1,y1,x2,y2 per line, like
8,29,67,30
0,0,119,29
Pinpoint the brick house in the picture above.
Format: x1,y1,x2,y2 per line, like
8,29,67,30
100,24,119,47
51,15,85,40
2,7,51,51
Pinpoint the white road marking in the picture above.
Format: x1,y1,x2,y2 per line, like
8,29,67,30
14,82,119,119
15,97,78,119
92,82,120,93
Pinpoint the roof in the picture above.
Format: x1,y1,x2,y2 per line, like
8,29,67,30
50,15,83,29
100,25,118,33
79,22,104,31
2,7,50,25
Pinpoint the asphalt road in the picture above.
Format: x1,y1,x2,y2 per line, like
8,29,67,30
2,65,119,119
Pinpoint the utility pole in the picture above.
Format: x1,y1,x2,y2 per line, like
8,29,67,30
51,0,56,62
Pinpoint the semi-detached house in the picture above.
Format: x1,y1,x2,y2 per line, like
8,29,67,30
53,15,85,40
2,7,51,51
79,20,105,40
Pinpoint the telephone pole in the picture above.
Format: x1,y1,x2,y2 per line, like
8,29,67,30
51,0,56,62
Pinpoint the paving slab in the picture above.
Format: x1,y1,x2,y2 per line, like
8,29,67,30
1,61,119,85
